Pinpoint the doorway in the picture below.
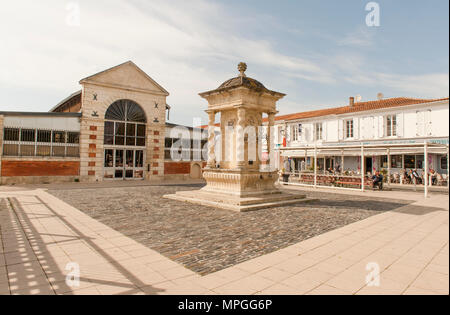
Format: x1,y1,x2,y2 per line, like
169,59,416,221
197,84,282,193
104,149,145,180
365,157,373,174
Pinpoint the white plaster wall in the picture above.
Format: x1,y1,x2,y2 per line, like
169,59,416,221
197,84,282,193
4,116,80,131
278,100,449,147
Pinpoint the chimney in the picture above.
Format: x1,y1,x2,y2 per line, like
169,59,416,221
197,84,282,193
349,97,355,107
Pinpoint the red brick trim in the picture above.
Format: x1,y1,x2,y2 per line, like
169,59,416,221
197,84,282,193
88,171,96,176
89,135,97,140
88,162,96,167
90,126,98,131
1,161,80,177
164,162,191,175
89,153,96,158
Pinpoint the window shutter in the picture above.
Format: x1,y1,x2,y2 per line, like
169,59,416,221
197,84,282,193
354,118,359,139
286,125,291,142
322,122,327,141
426,110,433,136
338,120,344,140
369,116,375,139
416,111,425,136
397,114,404,137
379,116,385,138
360,118,366,139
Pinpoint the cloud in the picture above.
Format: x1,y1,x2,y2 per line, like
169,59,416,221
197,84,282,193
0,0,447,125
338,26,376,47
0,0,333,124
373,73,449,98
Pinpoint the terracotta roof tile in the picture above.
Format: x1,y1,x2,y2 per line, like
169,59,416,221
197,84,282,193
274,97,449,122
197,97,448,128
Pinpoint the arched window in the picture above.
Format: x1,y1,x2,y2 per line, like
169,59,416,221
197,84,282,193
104,100,146,147
105,99,147,123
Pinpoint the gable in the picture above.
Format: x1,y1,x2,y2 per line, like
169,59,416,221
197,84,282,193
79,61,169,96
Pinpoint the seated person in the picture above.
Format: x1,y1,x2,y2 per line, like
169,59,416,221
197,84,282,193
371,171,384,190
430,169,438,186
411,169,422,184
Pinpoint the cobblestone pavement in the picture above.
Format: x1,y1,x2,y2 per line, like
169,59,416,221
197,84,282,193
48,185,411,275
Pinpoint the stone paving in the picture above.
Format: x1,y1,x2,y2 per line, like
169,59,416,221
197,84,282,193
0,183,448,295
48,184,409,275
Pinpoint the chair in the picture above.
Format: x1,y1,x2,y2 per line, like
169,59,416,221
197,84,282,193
436,173,445,186
442,174,448,186
393,173,400,184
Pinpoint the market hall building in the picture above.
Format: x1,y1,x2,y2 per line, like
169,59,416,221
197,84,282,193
0,61,204,184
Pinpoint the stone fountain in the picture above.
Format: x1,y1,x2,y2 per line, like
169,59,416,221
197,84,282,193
164,63,309,211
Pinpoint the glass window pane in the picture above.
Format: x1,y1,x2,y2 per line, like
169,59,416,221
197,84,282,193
392,116,397,136
391,155,403,168
441,157,448,170
53,131,66,144
104,135,114,145
115,123,125,136
416,155,424,169
126,137,136,146
104,122,114,135
115,150,124,167
68,132,80,144
126,150,134,167
126,124,136,137
137,125,146,137
115,170,123,179
136,137,145,147
115,136,124,146
135,151,144,168
125,170,134,178
105,149,114,167
404,155,415,168
4,128,20,141
21,129,35,142
37,130,51,143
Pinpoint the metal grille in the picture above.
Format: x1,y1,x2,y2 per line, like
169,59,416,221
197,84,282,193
2,127,80,157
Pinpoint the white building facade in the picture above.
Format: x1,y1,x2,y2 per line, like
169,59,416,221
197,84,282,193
274,97,449,178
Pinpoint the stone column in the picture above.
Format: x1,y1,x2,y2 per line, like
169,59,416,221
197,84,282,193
207,111,216,168
267,112,275,170
236,108,246,168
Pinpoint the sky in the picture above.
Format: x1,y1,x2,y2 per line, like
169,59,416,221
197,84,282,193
0,0,448,126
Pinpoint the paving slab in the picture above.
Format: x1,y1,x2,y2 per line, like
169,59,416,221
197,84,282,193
0,184,448,295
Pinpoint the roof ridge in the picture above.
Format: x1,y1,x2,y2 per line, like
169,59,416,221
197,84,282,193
276,97,449,121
